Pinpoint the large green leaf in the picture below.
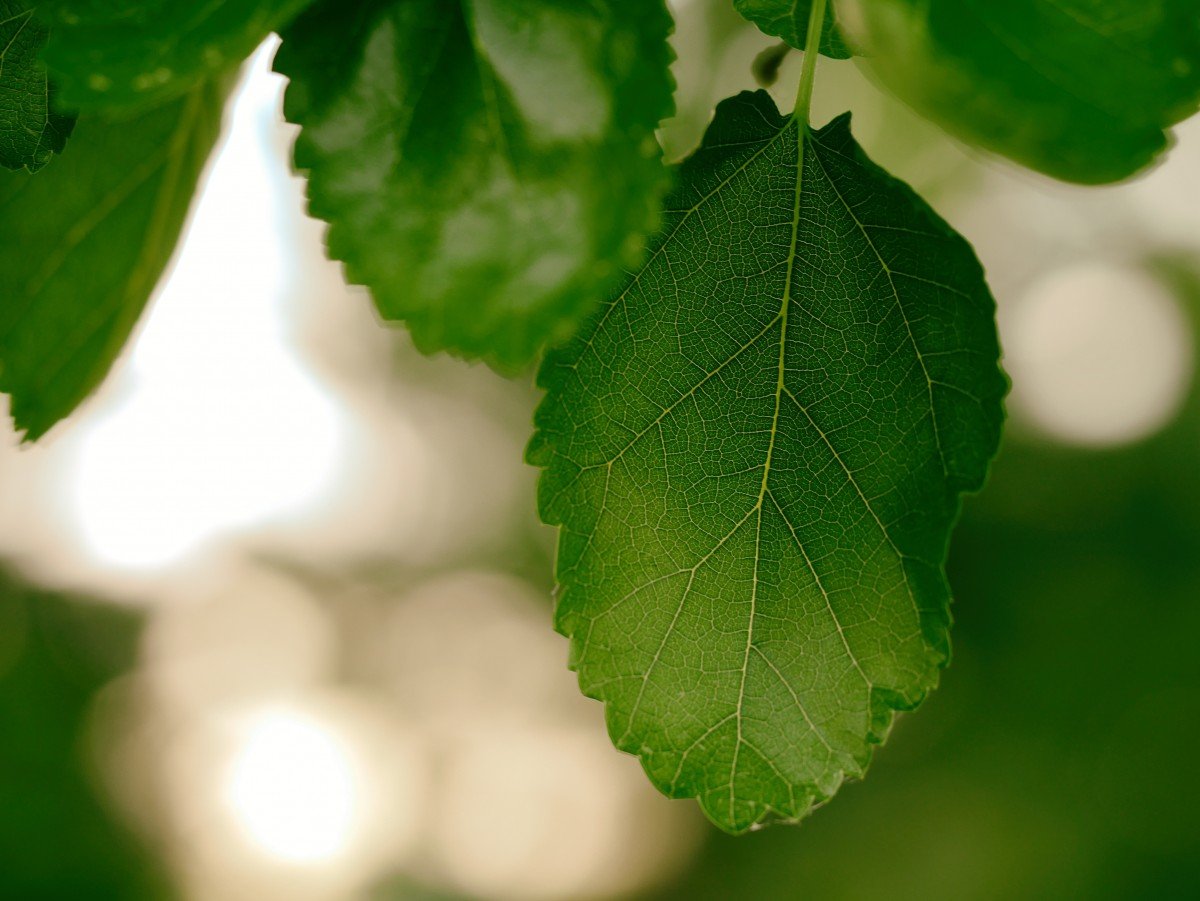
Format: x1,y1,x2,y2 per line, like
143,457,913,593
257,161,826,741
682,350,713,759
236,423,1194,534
735,0,852,58
0,1,73,170
529,90,1005,833
0,81,225,440
274,0,675,370
39,0,312,111
847,0,1200,183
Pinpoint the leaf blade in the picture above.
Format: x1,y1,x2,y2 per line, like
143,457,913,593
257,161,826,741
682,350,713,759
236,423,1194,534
530,91,1005,832
0,1,74,171
274,0,675,370
41,0,313,111
735,0,852,58
849,0,1200,183
0,80,226,440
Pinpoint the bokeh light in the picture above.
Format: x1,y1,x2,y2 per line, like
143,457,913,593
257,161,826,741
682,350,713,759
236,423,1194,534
223,707,359,865
65,41,351,571
382,572,705,899
1004,263,1194,447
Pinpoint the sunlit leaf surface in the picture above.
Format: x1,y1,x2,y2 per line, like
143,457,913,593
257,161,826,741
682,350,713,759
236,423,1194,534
531,91,1005,832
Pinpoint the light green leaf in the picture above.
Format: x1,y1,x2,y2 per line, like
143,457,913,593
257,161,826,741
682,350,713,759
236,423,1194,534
736,0,852,58
39,0,312,111
529,90,1005,833
0,80,225,440
0,1,73,170
274,0,675,370
846,0,1200,183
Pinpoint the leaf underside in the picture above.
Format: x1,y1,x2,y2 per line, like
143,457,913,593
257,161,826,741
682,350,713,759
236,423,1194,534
274,0,675,370
0,1,73,171
735,0,852,58
40,0,313,111
856,0,1200,183
530,91,1005,833
0,81,226,440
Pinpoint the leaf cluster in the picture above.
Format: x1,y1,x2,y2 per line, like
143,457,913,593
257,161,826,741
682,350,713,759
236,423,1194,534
0,0,1197,833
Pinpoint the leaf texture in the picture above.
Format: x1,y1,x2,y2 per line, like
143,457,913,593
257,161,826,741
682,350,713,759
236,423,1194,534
847,0,1200,183
735,0,852,58
0,1,73,170
274,0,674,370
0,81,225,440
40,0,313,111
530,91,1006,833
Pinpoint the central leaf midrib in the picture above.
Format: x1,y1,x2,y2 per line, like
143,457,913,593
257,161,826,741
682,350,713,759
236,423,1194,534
606,119,881,777
729,111,808,823
604,117,821,787
590,114,927,820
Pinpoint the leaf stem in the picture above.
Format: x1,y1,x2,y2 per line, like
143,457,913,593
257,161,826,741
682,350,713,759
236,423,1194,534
793,0,828,123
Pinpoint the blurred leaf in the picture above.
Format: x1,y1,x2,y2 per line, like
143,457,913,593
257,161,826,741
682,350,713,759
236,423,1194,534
0,1,73,170
735,0,851,58
751,42,791,88
0,570,169,900
529,91,1005,833
274,0,675,370
0,80,225,440
40,0,312,111
849,0,1200,183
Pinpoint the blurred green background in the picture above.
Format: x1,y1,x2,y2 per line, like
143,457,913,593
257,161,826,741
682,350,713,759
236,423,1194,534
2,2,1198,898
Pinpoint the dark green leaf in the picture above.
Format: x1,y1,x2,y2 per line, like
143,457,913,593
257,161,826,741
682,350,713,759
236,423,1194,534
752,42,791,88
0,81,226,440
529,91,1005,833
40,0,312,111
0,570,170,899
0,1,73,170
849,0,1200,183
735,0,851,58
274,0,675,370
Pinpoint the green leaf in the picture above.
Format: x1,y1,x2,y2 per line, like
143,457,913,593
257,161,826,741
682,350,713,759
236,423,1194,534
274,0,675,370
0,80,226,440
847,0,1200,183
0,1,73,170
735,0,852,58
39,0,312,111
529,90,1005,833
